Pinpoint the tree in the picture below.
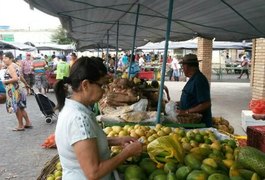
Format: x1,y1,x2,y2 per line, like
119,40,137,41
51,26,74,44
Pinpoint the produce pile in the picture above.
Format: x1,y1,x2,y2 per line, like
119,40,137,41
45,161,62,180
99,78,141,111
212,117,234,134
103,125,265,180
249,99,265,114
42,133,56,149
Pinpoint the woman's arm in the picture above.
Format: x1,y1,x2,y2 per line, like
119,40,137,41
3,65,19,84
73,138,142,180
164,85,170,101
19,75,30,88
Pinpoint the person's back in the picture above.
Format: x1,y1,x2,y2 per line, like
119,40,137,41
56,55,70,80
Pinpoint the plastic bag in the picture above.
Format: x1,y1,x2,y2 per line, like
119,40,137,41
130,99,148,112
249,99,265,114
147,134,184,168
165,101,178,122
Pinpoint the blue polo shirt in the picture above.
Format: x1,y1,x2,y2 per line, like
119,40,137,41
179,70,212,127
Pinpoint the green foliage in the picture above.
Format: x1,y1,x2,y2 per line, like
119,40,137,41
51,26,74,44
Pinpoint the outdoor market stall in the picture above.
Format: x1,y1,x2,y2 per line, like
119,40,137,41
25,1,265,179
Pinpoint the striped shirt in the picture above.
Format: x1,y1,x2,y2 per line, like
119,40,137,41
32,59,46,74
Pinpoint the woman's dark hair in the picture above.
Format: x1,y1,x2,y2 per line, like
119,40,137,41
54,56,107,111
4,52,14,59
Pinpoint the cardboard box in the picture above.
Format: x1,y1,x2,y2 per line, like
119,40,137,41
241,110,265,132
247,126,265,152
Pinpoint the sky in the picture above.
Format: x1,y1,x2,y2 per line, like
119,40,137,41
0,0,61,29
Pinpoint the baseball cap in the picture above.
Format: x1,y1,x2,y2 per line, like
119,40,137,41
179,54,202,64
26,52,31,56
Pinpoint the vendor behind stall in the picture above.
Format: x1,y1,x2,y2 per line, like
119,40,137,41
177,54,212,127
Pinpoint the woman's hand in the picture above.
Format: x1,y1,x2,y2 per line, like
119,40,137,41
123,140,143,157
118,136,138,147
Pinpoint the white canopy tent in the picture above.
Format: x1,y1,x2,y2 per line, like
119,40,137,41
0,40,36,51
137,40,252,50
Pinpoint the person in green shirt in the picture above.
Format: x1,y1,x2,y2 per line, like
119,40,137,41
56,55,70,80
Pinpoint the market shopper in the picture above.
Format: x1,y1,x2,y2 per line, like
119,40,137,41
21,52,34,95
2,52,32,131
32,55,48,94
171,55,180,81
237,56,249,79
69,52,78,67
54,56,143,180
56,55,70,80
151,80,171,102
177,54,212,127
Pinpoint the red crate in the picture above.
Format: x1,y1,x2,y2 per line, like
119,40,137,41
247,125,265,152
137,71,154,80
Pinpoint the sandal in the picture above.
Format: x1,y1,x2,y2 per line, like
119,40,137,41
12,128,25,131
24,125,33,129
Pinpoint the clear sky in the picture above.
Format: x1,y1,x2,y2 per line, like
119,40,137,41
0,0,61,29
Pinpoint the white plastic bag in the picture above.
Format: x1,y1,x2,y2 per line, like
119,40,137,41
130,99,148,112
165,101,178,122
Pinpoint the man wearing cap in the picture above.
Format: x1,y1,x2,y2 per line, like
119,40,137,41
177,54,212,127
21,52,34,95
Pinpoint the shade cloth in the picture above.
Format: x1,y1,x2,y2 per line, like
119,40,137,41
24,0,265,50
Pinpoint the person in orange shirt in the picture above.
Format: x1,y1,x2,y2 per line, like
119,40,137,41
69,52,78,67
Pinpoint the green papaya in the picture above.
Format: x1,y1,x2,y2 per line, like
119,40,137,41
184,154,201,170
200,164,217,175
139,158,157,176
153,174,167,180
149,169,166,180
186,170,208,180
238,169,255,180
236,146,265,178
164,161,178,173
167,172,177,180
175,166,192,180
208,173,230,180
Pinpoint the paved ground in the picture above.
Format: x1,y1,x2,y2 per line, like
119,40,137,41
0,73,251,180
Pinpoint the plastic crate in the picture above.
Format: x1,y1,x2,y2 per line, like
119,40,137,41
247,126,265,152
137,71,154,80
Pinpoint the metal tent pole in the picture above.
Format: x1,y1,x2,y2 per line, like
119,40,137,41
106,30,110,68
114,21,120,78
156,0,174,123
128,4,140,79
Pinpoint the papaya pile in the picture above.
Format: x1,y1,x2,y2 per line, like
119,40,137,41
46,161,62,180
106,125,265,179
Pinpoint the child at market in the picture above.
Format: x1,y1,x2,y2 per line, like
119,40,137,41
54,56,143,179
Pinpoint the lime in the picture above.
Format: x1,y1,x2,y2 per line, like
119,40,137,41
205,138,212,144
227,140,237,149
194,134,204,143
